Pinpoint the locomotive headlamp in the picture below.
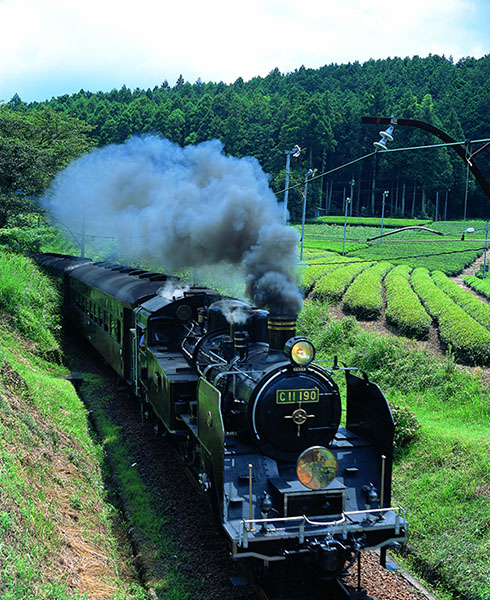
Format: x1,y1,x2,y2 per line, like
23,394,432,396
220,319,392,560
284,337,315,366
296,446,337,490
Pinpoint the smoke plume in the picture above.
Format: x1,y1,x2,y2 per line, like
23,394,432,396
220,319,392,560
43,136,302,314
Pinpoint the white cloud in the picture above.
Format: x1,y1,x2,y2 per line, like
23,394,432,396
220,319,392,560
0,0,487,101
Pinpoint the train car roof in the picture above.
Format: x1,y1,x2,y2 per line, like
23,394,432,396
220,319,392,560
37,253,93,274
69,262,180,307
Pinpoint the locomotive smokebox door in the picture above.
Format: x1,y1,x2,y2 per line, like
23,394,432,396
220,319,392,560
198,378,225,513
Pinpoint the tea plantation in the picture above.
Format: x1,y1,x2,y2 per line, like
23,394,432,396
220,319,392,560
298,218,490,366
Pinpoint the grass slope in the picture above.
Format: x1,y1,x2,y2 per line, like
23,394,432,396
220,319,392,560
0,251,148,600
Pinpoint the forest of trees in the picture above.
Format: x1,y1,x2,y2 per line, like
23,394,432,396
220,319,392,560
3,53,490,222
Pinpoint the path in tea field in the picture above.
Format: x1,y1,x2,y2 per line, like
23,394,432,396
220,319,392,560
451,253,490,304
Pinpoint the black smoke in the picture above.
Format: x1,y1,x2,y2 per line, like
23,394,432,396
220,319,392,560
43,136,302,314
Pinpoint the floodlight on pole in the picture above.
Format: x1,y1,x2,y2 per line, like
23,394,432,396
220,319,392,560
373,116,397,152
374,125,395,151
283,145,302,224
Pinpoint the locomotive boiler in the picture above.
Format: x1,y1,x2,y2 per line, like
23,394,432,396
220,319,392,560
39,253,407,586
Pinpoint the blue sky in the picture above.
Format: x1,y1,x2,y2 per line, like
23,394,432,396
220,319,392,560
1,0,489,103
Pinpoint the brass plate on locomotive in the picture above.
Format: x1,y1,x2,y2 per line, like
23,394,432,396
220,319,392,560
276,388,319,404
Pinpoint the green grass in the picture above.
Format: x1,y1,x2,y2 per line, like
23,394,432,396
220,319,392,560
394,429,490,600
0,251,61,355
0,324,147,600
315,216,432,228
63,362,204,600
297,221,485,277
349,239,482,276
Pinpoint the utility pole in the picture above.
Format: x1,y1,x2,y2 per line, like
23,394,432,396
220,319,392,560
283,145,301,224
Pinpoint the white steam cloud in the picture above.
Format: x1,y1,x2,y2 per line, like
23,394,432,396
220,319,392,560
43,136,302,314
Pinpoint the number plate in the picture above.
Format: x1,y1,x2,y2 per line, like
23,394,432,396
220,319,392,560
276,388,319,404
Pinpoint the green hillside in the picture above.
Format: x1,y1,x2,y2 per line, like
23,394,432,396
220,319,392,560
0,251,148,600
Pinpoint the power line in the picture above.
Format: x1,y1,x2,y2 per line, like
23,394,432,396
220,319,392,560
276,136,490,196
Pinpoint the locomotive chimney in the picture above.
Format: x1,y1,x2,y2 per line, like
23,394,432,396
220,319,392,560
268,314,297,352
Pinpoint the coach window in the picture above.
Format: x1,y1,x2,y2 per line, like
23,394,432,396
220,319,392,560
116,320,121,344
103,310,109,332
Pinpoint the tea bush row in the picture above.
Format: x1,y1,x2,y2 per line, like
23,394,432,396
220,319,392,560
384,265,432,338
315,216,431,228
342,261,392,320
302,254,356,290
431,271,490,331
352,240,481,276
464,275,490,300
313,261,371,301
411,267,490,364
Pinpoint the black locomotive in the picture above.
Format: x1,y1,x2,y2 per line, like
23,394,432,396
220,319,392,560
39,253,407,585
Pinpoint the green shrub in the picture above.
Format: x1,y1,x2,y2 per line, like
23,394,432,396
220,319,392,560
384,265,432,338
411,267,490,365
0,227,44,257
464,274,490,300
389,400,421,448
313,261,371,300
432,270,490,331
342,261,392,319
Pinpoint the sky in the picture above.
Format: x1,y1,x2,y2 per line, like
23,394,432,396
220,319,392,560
0,0,489,103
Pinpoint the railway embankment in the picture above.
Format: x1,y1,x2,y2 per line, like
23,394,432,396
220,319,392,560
0,251,147,600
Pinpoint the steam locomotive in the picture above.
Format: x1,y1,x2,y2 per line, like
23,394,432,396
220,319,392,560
39,253,407,586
